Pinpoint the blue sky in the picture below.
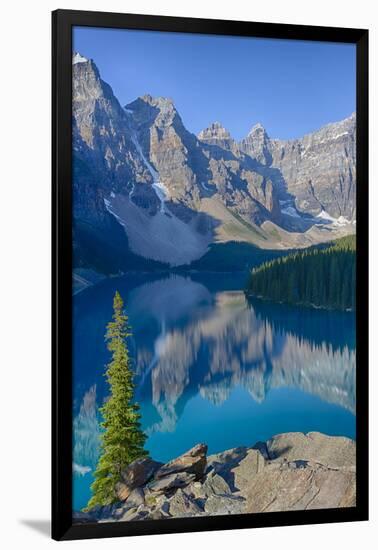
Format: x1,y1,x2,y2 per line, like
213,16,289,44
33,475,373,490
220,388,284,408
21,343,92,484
73,27,356,141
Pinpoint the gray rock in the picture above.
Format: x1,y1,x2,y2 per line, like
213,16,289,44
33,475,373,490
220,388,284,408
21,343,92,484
244,461,356,513
145,508,171,521
266,431,356,468
230,449,266,491
125,487,145,508
119,505,149,522
148,472,197,493
239,433,356,511
183,481,206,500
154,443,208,480
168,489,203,517
88,503,117,521
132,499,171,521
207,447,247,474
204,494,246,515
119,506,138,521
116,457,162,500
111,502,134,521
206,447,265,492
287,459,313,470
72,511,96,524
155,500,171,516
251,441,270,460
202,473,232,497
84,433,356,522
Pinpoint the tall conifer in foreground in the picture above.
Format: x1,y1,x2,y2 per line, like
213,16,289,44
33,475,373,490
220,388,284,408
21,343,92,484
86,291,147,509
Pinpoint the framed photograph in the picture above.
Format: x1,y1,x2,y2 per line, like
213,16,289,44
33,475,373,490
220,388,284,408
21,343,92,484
52,9,368,541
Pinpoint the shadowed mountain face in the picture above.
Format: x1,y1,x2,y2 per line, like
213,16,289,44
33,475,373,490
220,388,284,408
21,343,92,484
72,53,356,270
269,114,356,220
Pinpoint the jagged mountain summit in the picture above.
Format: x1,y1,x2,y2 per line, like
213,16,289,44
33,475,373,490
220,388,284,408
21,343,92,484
72,53,356,270
198,122,235,151
240,123,273,165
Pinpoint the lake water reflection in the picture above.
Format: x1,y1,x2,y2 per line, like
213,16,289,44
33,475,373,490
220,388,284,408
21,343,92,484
72,273,356,511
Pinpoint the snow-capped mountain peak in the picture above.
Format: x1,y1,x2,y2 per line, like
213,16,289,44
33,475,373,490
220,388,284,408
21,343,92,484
248,122,266,135
73,52,88,65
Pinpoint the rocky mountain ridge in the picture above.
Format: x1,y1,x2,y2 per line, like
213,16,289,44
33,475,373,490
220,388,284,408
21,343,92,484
72,53,356,269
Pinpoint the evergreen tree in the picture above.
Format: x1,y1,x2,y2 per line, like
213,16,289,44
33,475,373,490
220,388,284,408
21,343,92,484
246,236,356,311
86,291,147,509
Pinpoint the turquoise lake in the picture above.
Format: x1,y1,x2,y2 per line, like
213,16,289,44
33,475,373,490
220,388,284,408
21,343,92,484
72,272,356,511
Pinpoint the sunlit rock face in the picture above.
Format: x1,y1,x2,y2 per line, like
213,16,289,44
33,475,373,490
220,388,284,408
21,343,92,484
198,122,236,151
269,114,356,220
72,56,152,226
240,115,356,220
126,95,205,207
240,123,273,166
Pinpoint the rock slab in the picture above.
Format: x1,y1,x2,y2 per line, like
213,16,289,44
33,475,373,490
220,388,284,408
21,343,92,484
74,432,356,524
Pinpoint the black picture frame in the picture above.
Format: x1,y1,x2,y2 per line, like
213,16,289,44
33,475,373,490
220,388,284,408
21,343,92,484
52,9,369,541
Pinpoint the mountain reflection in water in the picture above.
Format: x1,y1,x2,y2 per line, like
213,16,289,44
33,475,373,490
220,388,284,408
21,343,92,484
72,273,355,511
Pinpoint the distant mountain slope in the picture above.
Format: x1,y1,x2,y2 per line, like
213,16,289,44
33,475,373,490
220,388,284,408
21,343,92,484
72,53,356,271
269,115,356,220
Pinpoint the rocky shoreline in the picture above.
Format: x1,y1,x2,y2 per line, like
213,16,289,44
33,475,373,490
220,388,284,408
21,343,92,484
74,431,356,523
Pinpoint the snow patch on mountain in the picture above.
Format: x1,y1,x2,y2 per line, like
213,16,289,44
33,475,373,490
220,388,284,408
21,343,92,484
73,52,88,65
130,133,169,213
279,199,302,219
200,181,212,192
152,181,169,213
317,210,336,222
316,210,352,227
104,193,211,266
281,206,301,219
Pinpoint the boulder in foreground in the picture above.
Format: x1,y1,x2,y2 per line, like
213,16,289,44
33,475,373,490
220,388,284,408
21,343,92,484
74,432,356,523
154,443,208,480
116,457,162,501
